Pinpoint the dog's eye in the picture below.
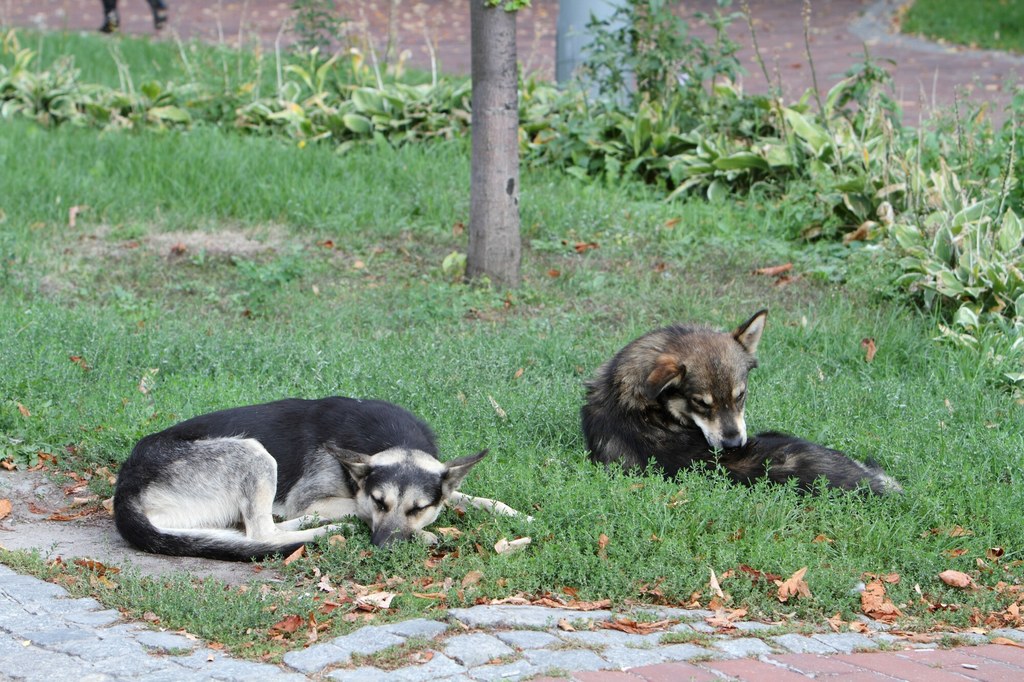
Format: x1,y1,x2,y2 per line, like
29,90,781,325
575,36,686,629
406,505,424,517
736,390,746,403
372,497,388,512
691,396,713,410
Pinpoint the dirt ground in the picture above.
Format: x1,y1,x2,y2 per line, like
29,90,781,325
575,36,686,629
0,468,284,585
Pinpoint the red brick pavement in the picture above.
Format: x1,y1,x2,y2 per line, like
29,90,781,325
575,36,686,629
5,1,1024,123
552,641,1024,681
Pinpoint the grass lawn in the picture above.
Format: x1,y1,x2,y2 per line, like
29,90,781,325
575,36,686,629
1,32,1022,661
902,0,1024,53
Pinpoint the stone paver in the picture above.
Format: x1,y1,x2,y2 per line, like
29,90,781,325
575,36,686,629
1,560,1024,680
443,633,514,667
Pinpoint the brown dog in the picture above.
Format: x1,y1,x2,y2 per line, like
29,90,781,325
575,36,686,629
581,311,901,494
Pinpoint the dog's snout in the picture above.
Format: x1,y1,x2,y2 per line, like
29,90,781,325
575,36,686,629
371,524,411,547
721,433,746,449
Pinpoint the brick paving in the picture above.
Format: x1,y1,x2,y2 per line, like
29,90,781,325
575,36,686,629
4,1,1024,124
2,2,1024,680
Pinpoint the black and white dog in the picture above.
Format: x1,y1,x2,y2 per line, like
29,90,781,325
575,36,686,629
114,397,526,561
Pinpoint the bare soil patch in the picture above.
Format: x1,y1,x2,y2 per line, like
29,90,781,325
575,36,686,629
0,469,283,585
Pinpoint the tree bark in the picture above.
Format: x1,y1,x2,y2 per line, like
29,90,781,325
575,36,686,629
468,1,521,288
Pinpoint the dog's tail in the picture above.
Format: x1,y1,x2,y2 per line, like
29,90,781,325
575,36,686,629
113,496,306,562
720,431,902,495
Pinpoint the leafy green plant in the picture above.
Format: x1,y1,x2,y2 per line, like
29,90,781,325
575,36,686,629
290,0,347,54
580,0,741,107
888,173,1024,384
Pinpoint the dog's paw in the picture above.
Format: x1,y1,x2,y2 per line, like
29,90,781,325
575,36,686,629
415,530,439,546
323,522,356,536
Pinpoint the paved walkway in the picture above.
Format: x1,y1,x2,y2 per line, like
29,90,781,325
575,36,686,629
5,1,1024,123
3,561,1024,681
3,2,1024,680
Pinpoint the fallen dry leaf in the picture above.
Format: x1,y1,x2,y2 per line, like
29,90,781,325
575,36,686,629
599,617,676,635
282,545,305,565
68,205,88,229
494,537,531,554
597,533,609,560
992,636,1024,649
574,241,599,253
843,222,872,244
356,591,396,610
705,607,747,629
812,534,833,544
775,567,812,602
826,612,845,632
487,395,507,420
557,618,575,632
73,558,120,575
754,263,793,277
270,614,303,634
435,527,463,539
138,368,159,395
849,621,870,633
709,569,725,598
461,570,484,588
861,579,902,623
0,498,11,522
17,403,30,417
861,338,877,363
68,355,90,371
938,570,976,589
47,507,104,522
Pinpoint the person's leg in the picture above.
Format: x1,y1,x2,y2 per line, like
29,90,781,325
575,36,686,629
99,0,119,33
146,0,168,30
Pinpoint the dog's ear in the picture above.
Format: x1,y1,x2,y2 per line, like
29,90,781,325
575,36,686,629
644,353,685,400
733,309,768,355
441,449,487,495
330,447,372,484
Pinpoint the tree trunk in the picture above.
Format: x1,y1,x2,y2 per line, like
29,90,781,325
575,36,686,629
468,1,521,288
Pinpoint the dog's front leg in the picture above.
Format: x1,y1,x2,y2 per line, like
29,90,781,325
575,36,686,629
299,496,360,522
448,491,533,522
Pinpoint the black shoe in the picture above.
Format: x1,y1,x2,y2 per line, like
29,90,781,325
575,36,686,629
99,10,120,33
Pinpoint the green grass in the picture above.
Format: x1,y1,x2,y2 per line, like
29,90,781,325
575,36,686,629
1,76,1022,658
902,0,1024,53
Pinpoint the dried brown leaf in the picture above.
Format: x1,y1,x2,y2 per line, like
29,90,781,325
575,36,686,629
709,569,725,598
461,570,484,588
992,636,1024,649
775,566,811,602
861,579,902,622
282,545,305,565
598,617,676,635
0,498,11,522
754,263,793,277
494,537,531,554
938,570,975,589
270,614,303,634
357,591,396,610
861,338,877,363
